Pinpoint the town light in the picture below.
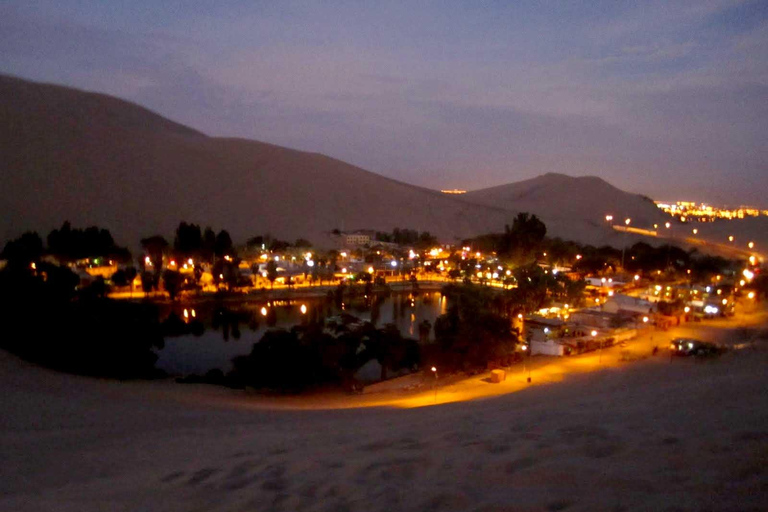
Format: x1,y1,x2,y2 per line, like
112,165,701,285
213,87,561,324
591,330,598,337
390,261,398,268
518,313,523,320
307,260,314,267
634,275,640,281
692,229,698,235
748,291,756,299
300,304,307,314
643,316,649,323
684,306,690,313
605,215,613,222
748,241,754,249
743,269,755,281
665,222,671,228
368,266,374,274
260,307,268,316
625,218,631,226
728,235,734,242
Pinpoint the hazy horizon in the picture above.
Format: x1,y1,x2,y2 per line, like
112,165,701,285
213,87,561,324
2,1,767,207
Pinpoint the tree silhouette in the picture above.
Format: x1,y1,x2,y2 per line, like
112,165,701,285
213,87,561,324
266,260,278,289
1,232,43,269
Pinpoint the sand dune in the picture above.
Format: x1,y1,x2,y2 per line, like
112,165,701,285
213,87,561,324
462,173,670,245
0,74,515,248
2,308,767,511
1,75,656,250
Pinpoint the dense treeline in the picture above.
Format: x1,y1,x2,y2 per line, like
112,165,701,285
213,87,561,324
375,228,437,247
0,260,163,378
0,225,163,378
230,321,420,392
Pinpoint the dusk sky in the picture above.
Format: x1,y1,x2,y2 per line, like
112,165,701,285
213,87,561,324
2,1,767,206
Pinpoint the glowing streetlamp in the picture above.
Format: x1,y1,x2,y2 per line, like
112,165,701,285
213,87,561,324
621,218,631,269
665,222,671,229
300,304,307,314
431,367,438,402
592,330,603,364
692,228,698,235
605,215,613,222
748,241,754,249
728,235,734,242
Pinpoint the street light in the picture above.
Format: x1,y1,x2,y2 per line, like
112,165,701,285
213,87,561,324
692,229,698,235
748,241,754,249
605,215,614,222
621,218,631,270
728,235,734,242
665,222,671,229
431,367,438,403
592,330,602,364
521,345,531,382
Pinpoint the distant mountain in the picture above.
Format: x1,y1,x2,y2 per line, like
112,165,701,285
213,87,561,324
0,75,517,248
462,173,669,243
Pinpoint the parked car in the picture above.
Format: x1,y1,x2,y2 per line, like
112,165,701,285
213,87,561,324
669,338,725,357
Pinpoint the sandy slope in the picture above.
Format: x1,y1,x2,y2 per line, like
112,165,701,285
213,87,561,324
2,309,768,511
0,74,514,247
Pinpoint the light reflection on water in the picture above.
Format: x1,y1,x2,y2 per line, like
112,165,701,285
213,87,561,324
155,291,446,375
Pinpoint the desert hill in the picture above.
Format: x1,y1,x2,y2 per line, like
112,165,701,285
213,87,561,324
0,75,517,248
462,173,670,242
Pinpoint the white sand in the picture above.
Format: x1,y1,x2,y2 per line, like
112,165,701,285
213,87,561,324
2,306,767,511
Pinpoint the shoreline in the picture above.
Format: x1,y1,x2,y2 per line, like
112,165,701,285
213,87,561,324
139,300,768,412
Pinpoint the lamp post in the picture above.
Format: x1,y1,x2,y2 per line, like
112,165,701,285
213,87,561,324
592,330,601,364
521,345,531,383
431,366,438,403
621,218,631,270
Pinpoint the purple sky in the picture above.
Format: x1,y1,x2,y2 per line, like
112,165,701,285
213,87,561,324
2,1,767,206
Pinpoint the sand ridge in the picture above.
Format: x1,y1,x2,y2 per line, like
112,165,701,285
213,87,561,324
2,307,767,511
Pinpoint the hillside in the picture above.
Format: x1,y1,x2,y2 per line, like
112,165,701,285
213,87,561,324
0,75,515,248
463,173,670,243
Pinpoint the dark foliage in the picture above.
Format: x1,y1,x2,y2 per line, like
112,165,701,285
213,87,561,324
434,283,518,371
46,222,131,263
0,264,163,378
375,228,437,247
231,321,420,393
1,232,44,269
